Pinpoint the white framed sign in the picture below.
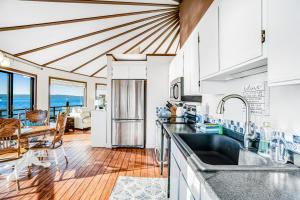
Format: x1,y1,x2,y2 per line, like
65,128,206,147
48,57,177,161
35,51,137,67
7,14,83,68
242,81,270,115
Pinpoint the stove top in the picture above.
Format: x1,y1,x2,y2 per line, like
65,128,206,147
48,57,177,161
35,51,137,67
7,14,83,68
157,116,194,125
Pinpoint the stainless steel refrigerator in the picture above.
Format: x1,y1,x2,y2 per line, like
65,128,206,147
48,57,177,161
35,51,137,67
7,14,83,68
111,80,145,148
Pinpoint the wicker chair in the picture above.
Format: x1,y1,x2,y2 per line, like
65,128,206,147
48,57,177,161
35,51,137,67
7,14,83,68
24,109,49,126
0,118,23,190
29,112,68,170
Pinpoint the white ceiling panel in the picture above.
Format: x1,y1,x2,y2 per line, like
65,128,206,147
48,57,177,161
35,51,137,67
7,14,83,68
0,0,180,78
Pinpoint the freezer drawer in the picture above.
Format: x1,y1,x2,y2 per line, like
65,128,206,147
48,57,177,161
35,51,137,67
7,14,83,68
112,120,144,147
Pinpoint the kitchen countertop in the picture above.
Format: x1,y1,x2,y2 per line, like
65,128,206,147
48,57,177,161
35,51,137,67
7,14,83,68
163,123,300,200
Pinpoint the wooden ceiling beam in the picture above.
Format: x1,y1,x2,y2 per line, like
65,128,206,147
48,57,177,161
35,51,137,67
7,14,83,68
0,49,105,78
124,17,178,54
153,21,179,54
165,28,180,54
0,8,177,32
72,15,177,72
90,65,107,77
15,10,176,57
175,40,180,54
43,13,176,66
25,0,178,7
140,17,179,54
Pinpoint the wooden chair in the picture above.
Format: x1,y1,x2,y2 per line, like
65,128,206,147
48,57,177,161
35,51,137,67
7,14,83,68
0,118,22,191
20,110,49,153
29,112,68,170
24,109,49,126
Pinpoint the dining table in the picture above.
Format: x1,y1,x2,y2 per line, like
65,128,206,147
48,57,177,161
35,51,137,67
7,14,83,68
7,123,56,181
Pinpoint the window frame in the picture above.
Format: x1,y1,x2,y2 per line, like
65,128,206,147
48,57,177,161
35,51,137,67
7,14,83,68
48,76,87,110
0,67,37,118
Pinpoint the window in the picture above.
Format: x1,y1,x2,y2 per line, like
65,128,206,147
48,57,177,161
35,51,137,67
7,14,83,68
95,84,107,109
95,84,107,100
0,70,35,119
49,77,86,119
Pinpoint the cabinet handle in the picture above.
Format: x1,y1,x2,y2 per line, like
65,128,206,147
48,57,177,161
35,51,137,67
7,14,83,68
261,30,266,44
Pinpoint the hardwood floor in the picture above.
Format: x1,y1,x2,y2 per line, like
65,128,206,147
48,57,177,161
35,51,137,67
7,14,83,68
0,130,167,200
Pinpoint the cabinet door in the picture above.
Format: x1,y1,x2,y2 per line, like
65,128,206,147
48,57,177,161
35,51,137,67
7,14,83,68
201,184,213,200
219,0,263,70
183,48,191,95
128,64,147,79
176,51,184,79
170,154,180,200
199,1,219,79
189,32,200,94
169,57,177,82
268,0,300,85
112,65,128,79
179,173,196,200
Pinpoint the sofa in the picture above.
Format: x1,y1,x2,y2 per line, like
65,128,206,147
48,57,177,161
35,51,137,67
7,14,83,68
70,107,91,129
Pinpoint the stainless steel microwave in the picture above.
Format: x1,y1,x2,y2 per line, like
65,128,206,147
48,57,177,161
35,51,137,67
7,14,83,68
170,77,184,102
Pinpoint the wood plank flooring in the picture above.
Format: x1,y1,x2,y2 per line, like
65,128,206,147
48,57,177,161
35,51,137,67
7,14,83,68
0,131,167,200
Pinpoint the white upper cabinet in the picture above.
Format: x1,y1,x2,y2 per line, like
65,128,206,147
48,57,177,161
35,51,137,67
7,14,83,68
169,56,176,83
268,0,300,86
219,0,263,70
183,49,191,95
189,32,201,94
111,64,129,79
183,31,200,95
112,61,147,79
177,51,184,79
128,64,147,79
199,1,219,79
169,51,184,83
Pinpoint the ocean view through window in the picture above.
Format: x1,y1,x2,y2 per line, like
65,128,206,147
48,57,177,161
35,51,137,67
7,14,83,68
49,78,86,119
0,70,35,118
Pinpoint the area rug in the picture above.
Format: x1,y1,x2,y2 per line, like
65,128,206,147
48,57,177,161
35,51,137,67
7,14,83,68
109,176,168,200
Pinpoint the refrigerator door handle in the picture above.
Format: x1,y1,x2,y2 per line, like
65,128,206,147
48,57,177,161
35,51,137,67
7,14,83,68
112,119,144,122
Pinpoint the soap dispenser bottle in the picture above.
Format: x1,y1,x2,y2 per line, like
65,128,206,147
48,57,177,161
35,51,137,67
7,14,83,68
258,122,272,157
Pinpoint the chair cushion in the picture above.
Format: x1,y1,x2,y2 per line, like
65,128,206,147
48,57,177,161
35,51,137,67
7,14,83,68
81,112,90,119
24,121,45,127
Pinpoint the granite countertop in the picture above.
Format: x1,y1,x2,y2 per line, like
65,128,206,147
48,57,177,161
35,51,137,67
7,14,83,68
163,123,300,200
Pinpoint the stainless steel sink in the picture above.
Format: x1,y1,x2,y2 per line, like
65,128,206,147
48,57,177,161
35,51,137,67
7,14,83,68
174,133,299,171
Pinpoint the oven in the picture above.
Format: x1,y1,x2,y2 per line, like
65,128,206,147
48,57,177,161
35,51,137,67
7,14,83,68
170,77,184,102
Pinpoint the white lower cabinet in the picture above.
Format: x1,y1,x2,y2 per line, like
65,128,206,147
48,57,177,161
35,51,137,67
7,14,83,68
170,154,180,200
170,140,202,200
201,183,213,200
179,173,195,200
170,139,216,200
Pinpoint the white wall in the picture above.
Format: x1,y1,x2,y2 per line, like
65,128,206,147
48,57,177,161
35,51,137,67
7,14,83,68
146,56,172,148
1,59,107,110
202,72,300,135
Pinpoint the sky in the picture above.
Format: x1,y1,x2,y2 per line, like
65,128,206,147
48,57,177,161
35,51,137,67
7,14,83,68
0,72,84,96
0,72,31,95
50,84,85,96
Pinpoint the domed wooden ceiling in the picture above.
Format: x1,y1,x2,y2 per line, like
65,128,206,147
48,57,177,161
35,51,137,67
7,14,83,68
0,0,180,78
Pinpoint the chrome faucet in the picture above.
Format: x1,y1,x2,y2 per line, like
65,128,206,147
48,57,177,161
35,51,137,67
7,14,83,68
216,94,255,149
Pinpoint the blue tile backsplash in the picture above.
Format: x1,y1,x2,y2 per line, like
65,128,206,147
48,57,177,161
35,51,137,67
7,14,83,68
207,116,300,155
